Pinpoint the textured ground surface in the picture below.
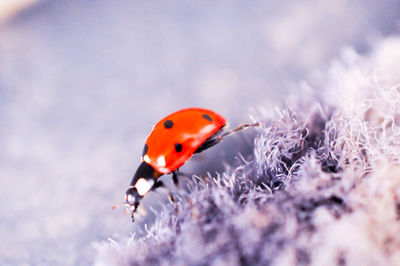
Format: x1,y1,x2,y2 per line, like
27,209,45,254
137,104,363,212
96,38,400,265
0,1,399,265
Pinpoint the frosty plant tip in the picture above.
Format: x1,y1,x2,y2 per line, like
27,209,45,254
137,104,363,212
113,107,261,222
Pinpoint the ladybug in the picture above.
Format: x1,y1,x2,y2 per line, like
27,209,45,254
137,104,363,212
117,107,259,221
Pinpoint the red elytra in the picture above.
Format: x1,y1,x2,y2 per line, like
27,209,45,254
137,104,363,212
142,107,226,174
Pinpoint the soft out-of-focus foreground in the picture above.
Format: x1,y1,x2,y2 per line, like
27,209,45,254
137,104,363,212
0,1,399,265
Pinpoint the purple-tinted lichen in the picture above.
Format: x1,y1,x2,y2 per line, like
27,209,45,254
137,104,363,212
95,37,400,266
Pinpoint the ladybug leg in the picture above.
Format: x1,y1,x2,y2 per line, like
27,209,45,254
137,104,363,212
152,180,165,190
194,122,261,154
194,137,222,153
172,170,180,187
173,169,193,186
153,180,176,203
218,122,261,140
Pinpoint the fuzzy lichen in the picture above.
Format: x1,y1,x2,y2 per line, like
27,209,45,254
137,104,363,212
95,37,400,266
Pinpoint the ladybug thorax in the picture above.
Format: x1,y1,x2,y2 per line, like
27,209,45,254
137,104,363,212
141,108,226,174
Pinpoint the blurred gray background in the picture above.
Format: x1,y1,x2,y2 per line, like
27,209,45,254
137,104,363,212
0,0,399,264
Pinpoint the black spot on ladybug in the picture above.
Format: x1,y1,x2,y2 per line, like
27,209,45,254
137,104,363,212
142,144,148,156
202,114,213,122
164,120,174,129
175,143,183,152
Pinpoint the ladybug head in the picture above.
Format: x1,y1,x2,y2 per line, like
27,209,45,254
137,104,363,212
123,161,162,221
124,186,141,213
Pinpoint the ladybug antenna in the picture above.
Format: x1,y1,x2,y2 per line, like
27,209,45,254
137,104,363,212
112,203,136,222
112,202,130,210
219,122,261,140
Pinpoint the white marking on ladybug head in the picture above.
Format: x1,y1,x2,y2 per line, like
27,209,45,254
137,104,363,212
143,154,150,164
126,194,135,205
157,155,166,167
135,178,154,196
